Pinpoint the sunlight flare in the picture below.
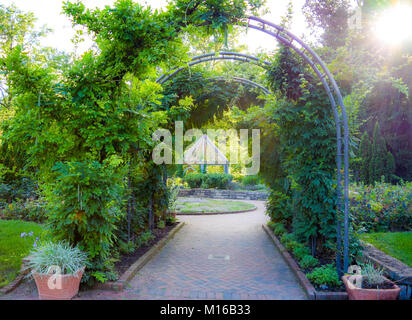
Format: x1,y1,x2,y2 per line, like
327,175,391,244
375,4,412,45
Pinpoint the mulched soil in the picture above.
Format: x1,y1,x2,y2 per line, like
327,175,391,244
283,233,346,292
114,223,177,276
291,253,346,292
362,279,396,290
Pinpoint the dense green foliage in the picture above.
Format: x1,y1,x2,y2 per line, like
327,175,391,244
350,181,412,233
43,161,123,283
358,123,396,184
161,68,266,129
269,220,338,287
241,175,261,186
184,173,204,188
0,199,47,223
299,255,319,270
26,241,88,275
306,264,341,288
1,0,412,289
0,0,264,285
184,172,233,189
255,44,337,255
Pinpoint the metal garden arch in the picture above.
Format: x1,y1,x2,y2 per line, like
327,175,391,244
157,16,350,275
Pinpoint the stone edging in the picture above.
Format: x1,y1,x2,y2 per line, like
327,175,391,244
175,206,257,216
262,224,348,300
178,188,268,201
96,222,185,291
360,240,412,285
0,264,30,295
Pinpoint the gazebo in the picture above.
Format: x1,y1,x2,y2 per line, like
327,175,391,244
183,134,229,174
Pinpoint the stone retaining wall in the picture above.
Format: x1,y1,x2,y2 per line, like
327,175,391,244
360,241,412,300
178,188,268,201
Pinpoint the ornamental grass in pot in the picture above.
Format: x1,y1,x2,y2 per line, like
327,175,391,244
25,241,88,300
342,263,400,300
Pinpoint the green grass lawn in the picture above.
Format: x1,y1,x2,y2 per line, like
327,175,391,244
175,197,256,213
0,220,47,288
359,231,412,267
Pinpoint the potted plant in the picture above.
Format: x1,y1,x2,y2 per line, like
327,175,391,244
25,241,88,300
342,263,400,300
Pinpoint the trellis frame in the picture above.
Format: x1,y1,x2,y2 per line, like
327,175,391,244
157,16,350,275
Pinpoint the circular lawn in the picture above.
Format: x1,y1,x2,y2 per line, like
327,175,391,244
174,197,257,215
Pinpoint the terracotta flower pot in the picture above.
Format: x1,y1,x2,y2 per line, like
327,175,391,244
32,267,85,300
342,275,400,300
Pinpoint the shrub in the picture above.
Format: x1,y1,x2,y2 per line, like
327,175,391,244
44,160,122,285
0,199,47,223
175,165,184,178
203,173,233,189
0,177,37,203
166,216,178,226
285,240,299,251
118,240,136,255
167,181,180,213
280,232,297,245
273,223,287,236
306,264,341,288
25,241,88,275
349,181,412,233
241,175,260,186
137,230,155,247
171,177,186,188
293,245,311,260
184,173,233,189
362,263,385,286
243,183,268,191
266,189,292,226
184,173,204,188
299,255,319,269
157,220,166,229
267,221,276,230
227,181,241,190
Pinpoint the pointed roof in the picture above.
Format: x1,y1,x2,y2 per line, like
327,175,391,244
184,134,229,165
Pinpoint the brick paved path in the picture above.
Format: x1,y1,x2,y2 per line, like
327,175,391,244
2,200,306,300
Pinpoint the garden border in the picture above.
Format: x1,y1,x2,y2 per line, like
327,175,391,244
0,263,30,295
360,240,412,286
178,188,269,201
95,222,185,291
175,206,257,216
262,224,348,300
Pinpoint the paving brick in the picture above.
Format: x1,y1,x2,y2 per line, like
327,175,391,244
2,201,306,301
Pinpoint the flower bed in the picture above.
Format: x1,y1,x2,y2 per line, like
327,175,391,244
0,199,48,223
266,221,345,294
96,222,184,291
263,224,347,300
349,181,412,233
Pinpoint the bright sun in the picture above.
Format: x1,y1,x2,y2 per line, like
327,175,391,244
375,5,412,45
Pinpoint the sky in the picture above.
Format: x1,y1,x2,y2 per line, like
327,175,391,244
2,0,309,54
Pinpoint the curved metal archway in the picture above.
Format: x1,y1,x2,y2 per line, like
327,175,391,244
183,166,197,175
207,76,270,94
157,16,350,275
156,51,270,84
157,52,271,94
